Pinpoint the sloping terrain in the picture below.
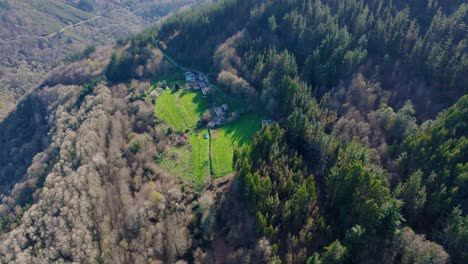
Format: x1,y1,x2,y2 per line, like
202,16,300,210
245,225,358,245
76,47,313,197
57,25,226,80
0,0,466,263
0,47,229,263
0,0,200,119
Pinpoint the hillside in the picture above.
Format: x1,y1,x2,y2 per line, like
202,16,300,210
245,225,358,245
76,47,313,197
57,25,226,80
0,0,467,263
0,0,200,119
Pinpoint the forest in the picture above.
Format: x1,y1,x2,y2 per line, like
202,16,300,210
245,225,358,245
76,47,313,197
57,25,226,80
113,0,467,262
0,0,202,120
0,0,466,263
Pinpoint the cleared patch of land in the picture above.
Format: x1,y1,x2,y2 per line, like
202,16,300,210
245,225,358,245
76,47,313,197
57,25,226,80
153,68,267,184
189,130,211,183
211,113,264,177
157,146,193,180
155,89,208,132
157,130,210,184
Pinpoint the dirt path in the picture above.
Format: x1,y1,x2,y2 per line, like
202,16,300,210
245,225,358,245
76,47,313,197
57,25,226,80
7,15,102,41
45,16,102,38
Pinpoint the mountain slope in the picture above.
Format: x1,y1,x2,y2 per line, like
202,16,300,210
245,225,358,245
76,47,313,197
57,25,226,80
0,0,201,119
0,48,203,263
99,0,468,262
0,0,467,263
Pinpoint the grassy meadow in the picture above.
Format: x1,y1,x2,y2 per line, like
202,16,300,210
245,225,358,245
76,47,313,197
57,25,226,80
157,130,210,185
211,113,264,177
155,89,208,132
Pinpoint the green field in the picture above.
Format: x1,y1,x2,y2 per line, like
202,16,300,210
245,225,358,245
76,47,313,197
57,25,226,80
211,113,264,177
157,146,193,180
155,90,208,132
189,130,211,183
157,113,264,182
157,130,210,184
153,73,266,182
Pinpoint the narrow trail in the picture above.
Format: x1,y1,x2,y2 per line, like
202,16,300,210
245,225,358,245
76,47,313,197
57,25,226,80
45,15,102,38
5,16,102,41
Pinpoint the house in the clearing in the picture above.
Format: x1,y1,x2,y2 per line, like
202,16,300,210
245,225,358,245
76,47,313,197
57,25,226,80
210,105,229,127
213,107,224,117
199,81,208,89
198,73,206,81
201,86,212,96
262,120,273,128
185,71,196,82
185,71,198,90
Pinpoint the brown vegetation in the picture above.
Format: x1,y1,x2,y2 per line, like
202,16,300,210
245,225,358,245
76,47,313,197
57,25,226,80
0,0,201,120
0,46,262,262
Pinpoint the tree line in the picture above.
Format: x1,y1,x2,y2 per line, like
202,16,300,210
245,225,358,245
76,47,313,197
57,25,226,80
108,0,467,262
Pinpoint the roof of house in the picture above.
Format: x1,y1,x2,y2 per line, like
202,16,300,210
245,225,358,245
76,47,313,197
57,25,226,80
262,120,273,127
213,107,224,116
201,87,211,95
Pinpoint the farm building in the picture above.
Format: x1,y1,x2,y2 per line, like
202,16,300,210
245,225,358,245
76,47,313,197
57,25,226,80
199,81,208,88
201,86,212,96
262,120,273,128
213,107,224,117
185,71,196,82
198,73,206,81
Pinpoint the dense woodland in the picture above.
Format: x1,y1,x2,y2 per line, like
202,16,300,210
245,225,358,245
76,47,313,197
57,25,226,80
0,0,467,263
0,0,201,120
112,0,467,262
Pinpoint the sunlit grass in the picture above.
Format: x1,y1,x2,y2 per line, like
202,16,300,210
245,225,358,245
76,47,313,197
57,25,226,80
157,129,210,185
211,113,264,177
155,90,208,132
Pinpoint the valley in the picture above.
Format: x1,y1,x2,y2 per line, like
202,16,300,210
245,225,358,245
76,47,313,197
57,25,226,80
0,0,202,120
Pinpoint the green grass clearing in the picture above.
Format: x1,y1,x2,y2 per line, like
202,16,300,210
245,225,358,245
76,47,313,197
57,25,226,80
157,130,210,185
157,146,193,181
211,113,265,177
155,90,208,132
189,130,211,183
153,71,267,182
